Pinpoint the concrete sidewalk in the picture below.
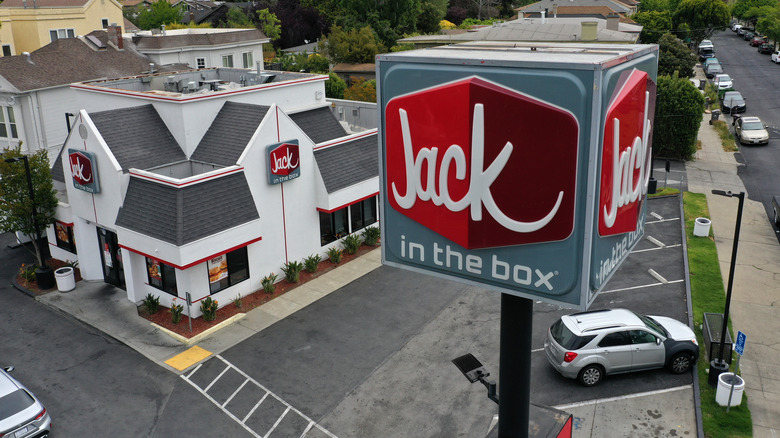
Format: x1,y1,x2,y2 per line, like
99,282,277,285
687,95,780,436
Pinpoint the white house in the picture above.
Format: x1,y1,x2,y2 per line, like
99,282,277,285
49,68,379,317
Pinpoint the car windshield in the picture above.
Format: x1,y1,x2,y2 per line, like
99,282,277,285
718,75,731,82
725,97,744,105
743,121,764,130
550,320,596,350
0,389,35,418
635,313,668,337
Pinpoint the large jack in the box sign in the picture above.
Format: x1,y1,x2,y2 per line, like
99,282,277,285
385,77,580,250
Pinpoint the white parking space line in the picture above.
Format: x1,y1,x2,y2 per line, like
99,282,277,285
600,279,684,294
648,269,668,284
650,212,664,220
646,236,665,248
645,217,680,224
553,384,692,410
531,348,544,353
632,244,681,253
181,355,338,438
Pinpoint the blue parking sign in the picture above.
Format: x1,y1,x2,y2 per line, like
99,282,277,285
735,331,746,356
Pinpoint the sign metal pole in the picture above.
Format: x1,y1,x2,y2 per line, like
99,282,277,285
498,294,532,438
186,292,193,333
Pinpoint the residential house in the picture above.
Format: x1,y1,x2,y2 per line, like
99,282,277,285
0,0,125,56
517,0,635,17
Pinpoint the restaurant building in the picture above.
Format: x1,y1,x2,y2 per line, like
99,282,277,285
48,67,378,316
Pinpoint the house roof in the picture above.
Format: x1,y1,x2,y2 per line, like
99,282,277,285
332,63,376,74
0,0,89,7
131,28,268,50
0,31,186,92
190,102,270,166
314,134,378,193
89,104,186,170
553,6,620,17
518,0,630,14
115,172,260,245
289,107,348,144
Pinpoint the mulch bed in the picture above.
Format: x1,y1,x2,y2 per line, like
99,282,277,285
139,244,379,339
14,259,82,296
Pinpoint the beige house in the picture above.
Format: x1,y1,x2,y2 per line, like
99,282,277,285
0,0,124,56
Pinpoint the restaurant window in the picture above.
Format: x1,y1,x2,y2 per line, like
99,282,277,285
54,222,76,254
350,197,378,232
0,106,18,139
207,247,249,294
242,51,253,68
222,54,234,67
146,258,177,296
196,57,206,69
49,28,75,42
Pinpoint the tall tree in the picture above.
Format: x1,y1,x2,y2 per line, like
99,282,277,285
658,33,696,77
756,6,780,45
224,7,255,28
633,10,673,43
137,0,183,30
257,8,282,46
319,25,386,64
272,0,329,49
0,147,58,267
731,0,776,20
652,73,704,160
673,0,729,44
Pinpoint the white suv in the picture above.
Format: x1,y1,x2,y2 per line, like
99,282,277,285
544,309,699,386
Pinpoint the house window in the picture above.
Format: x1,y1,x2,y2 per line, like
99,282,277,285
350,197,378,232
0,106,18,139
101,18,109,28
2,45,11,57
146,258,177,295
54,222,76,254
49,29,76,42
196,58,206,69
207,247,249,293
221,54,234,67
242,51,253,68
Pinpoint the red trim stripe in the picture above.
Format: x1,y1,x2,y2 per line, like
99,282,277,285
56,220,75,227
313,130,377,151
118,236,262,270
129,167,244,187
316,192,378,213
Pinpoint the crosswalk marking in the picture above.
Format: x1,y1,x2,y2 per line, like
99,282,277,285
181,355,338,438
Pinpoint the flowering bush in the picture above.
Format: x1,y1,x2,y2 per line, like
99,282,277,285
18,264,36,283
200,296,218,321
170,299,184,324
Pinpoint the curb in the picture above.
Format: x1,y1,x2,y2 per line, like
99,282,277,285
151,313,248,345
10,275,55,298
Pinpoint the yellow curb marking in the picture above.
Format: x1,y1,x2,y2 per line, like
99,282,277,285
165,346,212,371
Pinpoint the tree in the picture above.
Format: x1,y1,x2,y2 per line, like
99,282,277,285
638,0,671,12
225,7,255,28
673,0,729,44
472,0,499,19
658,33,696,77
137,0,183,30
731,0,776,21
257,8,282,43
756,7,780,44
269,0,329,50
324,72,346,99
632,11,672,43
344,77,376,103
320,26,387,64
0,147,58,267
333,0,421,47
652,73,704,160
418,2,443,34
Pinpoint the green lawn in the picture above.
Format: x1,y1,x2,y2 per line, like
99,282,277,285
683,192,752,437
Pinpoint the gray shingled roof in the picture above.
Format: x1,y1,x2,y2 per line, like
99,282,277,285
89,105,186,171
314,134,378,193
190,102,270,166
131,29,268,50
289,107,348,144
115,172,260,245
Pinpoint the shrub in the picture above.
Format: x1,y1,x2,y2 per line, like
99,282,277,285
18,264,36,282
362,227,381,246
233,294,243,308
328,246,342,264
304,254,322,273
282,260,304,283
342,234,362,254
170,299,183,324
262,273,277,294
200,296,218,321
143,293,160,314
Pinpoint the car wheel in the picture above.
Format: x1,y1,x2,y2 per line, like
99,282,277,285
578,364,604,386
669,352,693,374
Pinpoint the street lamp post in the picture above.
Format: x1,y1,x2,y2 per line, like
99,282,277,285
4,155,55,289
708,190,745,386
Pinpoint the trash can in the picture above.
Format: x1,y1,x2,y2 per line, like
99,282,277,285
54,267,76,292
709,109,720,125
699,79,706,90
694,217,711,237
716,373,745,407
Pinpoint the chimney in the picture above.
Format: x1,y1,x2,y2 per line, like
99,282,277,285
161,24,166,36
107,24,124,50
553,4,558,17
22,52,33,64
581,21,598,41
149,63,155,74
606,13,620,31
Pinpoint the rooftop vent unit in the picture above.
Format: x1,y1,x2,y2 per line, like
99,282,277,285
164,76,177,92
259,73,276,84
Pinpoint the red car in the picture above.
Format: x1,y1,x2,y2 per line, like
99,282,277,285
750,36,766,46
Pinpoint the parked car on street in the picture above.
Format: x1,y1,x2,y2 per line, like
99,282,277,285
733,116,769,145
737,27,752,37
0,366,51,438
722,91,747,114
772,51,780,63
743,31,756,41
750,36,766,46
698,39,713,49
732,24,743,33
714,73,733,89
704,62,723,78
703,57,719,68
759,42,774,54
543,309,699,387
698,46,715,61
